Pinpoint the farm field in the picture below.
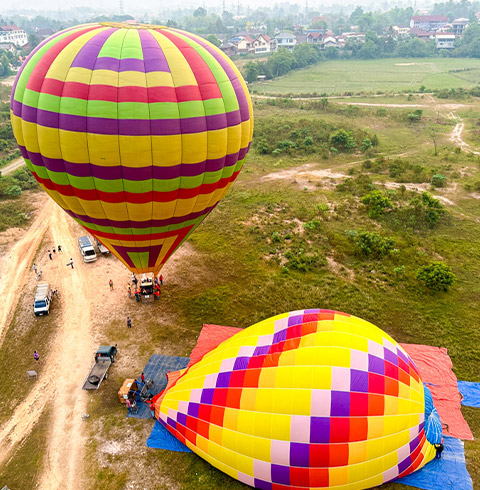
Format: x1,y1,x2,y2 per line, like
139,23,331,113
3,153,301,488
250,57,480,95
1,78,480,490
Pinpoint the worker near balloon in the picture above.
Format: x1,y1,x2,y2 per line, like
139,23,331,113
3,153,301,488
11,22,253,275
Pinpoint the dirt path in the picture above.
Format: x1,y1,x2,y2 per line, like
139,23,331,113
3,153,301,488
0,194,52,346
0,202,94,489
449,112,480,155
37,208,94,490
0,156,25,176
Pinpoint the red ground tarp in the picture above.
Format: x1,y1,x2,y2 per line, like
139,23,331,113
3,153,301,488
400,343,473,441
165,324,474,441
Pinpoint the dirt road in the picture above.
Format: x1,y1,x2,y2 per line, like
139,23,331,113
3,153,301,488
449,113,480,155
0,196,130,489
0,156,25,176
0,194,52,346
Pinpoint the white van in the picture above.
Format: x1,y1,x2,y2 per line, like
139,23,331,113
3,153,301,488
78,236,97,263
34,282,52,316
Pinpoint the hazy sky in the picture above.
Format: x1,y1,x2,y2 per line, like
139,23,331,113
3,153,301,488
3,0,423,14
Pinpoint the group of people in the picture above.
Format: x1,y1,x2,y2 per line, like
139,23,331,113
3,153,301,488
125,371,156,418
127,274,164,302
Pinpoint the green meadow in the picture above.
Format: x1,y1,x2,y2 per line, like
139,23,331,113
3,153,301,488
250,58,480,95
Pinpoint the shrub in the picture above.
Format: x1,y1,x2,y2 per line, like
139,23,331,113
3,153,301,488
416,262,456,291
361,190,393,218
5,185,22,197
431,174,447,188
284,248,325,272
271,231,281,243
347,230,395,259
407,109,423,122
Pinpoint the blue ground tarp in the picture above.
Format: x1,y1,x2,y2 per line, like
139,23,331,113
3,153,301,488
147,420,193,452
458,381,480,408
127,354,190,419
399,435,473,490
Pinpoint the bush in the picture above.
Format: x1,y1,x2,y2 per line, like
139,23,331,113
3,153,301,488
431,174,447,188
347,230,395,259
284,248,325,272
5,185,22,197
361,190,393,218
416,262,456,291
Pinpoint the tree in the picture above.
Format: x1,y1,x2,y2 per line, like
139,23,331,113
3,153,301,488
193,7,207,17
206,34,221,47
244,61,259,83
361,190,393,218
416,262,456,291
268,48,296,77
358,40,381,59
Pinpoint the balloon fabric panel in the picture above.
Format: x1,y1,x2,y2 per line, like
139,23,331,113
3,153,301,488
11,23,253,274
157,310,438,490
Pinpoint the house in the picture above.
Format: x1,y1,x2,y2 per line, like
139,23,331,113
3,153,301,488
220,42,237,56
237,35,254,53
253,34,271,54
435,32,455,49
306,32,323,44
272,32,296,51
0,42,16,53
410,15,448,32
451,18,469,36
36,27,55,39
392,25,411,37
341,32,366,43
322,36,338,48
410,28,433,41
0,25,28,47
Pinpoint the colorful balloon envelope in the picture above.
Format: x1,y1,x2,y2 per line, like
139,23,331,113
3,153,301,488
156,310,440,489
11,23,253,274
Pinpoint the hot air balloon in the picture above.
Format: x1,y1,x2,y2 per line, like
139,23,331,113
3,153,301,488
11,23,253,274
154,309,442,489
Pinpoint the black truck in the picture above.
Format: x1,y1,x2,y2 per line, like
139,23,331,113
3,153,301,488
82,345,117,390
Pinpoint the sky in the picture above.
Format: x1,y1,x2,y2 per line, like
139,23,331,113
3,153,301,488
3,0,424,14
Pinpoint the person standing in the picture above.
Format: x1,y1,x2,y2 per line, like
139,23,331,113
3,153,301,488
34,350,39,362
52,246,56,255
109,279,114,291
146,398,155,419
58,244,62,253
132,275,138,288
127,284,132,298
140,372,145,384
135,289,140,302
127,316,132,328
126,398,132,414
67,258,74,269
33,263,37,274
159,274,163,285
48,250,52,260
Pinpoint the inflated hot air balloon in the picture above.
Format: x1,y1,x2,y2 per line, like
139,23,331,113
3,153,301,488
154,309,442,489
11,23,253,274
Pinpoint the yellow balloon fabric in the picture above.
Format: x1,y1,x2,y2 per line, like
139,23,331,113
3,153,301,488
11,23,253,274
157,309,437,489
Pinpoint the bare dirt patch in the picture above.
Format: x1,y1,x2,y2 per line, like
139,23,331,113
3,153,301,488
326,256,355,281
262,164,347,190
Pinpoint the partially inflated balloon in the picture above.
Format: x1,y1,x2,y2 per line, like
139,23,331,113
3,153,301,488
156,310,441,489
11,23,253,274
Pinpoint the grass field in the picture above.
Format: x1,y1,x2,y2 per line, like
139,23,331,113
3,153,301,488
250,58,480,95
1,88,480,489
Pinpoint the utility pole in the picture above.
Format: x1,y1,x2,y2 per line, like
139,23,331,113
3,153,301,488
119,0,124,14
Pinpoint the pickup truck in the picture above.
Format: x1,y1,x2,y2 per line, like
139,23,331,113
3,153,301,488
82,345,117,390
78,236,97,263
96,240,110,255
34,282,52,316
